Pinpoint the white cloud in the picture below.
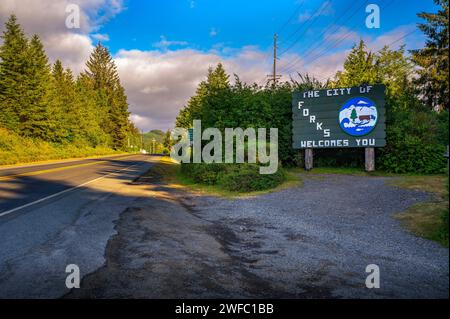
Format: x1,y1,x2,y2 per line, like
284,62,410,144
209,27,217,37
298,0,334,22
91,33,110,42
114,46,272,131
153,35,188,49
0,0,124,73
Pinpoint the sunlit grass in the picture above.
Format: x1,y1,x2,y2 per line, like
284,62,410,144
391,174,448,247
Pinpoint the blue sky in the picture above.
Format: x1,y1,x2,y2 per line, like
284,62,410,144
0,0,440,130
100,0,437,55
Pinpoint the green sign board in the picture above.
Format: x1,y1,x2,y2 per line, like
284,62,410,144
292,84,386,149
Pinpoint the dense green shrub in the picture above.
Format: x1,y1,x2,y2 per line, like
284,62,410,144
217,163,285,192
180,163,226,185
377,105,448,174
180,162,285,192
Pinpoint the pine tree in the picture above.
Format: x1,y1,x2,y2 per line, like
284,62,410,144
20,34,54,139
109,84,130,149
75,74,111,147
350,109,358,122
84,43,130,149
0,15,29,131
175,63,230,128
51,60,78,141
333,40,377,87
411,0,449,111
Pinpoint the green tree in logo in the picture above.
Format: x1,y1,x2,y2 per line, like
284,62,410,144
350,108,358,123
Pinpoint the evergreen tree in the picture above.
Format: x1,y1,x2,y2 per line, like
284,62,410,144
350,109,358,122
109,85,130,149
0,15,29,131
75,74,111,147
411,0,449,111
175,63,230,128
20,34,53,139
51,60,79,141
84,43,130,149
163,129,172,150
333,40,377,87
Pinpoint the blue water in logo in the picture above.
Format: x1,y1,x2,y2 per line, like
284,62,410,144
339,97,378,136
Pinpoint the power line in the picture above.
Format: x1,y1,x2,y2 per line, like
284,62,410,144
304,21,418,83
279,0,369,73
278,0,331,55
386,28,419,47
280,0,371,73
276,0,306,36
256,1,307,87
283,0,396,75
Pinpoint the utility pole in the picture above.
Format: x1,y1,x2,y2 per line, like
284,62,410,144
273,33,277,83
267,33,282,86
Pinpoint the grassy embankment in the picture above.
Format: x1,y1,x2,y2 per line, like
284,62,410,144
0,128,127,166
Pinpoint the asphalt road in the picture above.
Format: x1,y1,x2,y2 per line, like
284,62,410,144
0,154,154,298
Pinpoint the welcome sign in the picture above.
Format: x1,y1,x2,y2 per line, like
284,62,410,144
292,84,386,149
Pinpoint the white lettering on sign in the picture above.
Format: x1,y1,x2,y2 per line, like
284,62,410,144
324,129,330,138
356,139,376,146
360,85,373,93
300,86,377,99
300,140,350,148
303,91,320,98
298,101,304,109
316,122,323,130
303,108,309,116
309,115,316,123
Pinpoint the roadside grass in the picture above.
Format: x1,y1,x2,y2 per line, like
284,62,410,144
0,127,130,167
287,166,398,177
149,156,302,198
390,174,448,247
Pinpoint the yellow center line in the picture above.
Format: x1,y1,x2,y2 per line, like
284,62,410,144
0,155,136,181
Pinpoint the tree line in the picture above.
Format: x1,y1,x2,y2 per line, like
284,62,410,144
0,15,141,151
176,0,449,173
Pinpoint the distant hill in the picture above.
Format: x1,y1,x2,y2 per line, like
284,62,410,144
143,130,165,144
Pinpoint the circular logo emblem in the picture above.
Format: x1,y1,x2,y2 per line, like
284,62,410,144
339,97,378,136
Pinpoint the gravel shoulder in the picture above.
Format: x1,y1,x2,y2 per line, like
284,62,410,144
68,171,449,299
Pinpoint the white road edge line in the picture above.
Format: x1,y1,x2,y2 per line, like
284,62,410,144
0,163,140,218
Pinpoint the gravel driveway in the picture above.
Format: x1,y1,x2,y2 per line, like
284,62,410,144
69,173,449,299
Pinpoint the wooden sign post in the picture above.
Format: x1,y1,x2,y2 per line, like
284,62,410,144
365,147,375,172
305,149,313,170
